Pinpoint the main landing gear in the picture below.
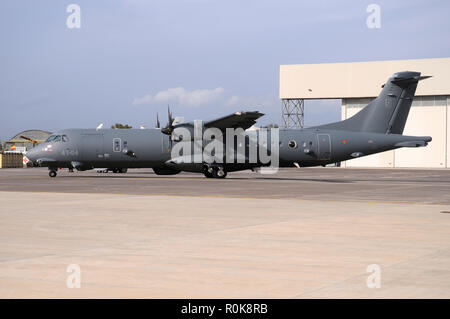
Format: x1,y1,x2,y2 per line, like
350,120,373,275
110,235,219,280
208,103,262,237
203,165,227,179
112,168,128,173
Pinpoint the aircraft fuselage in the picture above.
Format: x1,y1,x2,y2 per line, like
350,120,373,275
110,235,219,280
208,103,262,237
25,127,430,174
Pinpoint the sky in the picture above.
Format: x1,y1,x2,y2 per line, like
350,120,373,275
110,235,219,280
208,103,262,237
1,0,449,139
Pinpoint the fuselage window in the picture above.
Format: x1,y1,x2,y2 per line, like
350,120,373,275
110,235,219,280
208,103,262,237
53,135,61,142
62,135,69,142
288,140,297,149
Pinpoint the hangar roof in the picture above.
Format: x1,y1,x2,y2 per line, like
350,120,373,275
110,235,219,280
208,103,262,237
9,130,52,142
280,57,450,99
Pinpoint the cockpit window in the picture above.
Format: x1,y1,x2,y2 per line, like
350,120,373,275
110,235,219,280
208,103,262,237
45,135,56,142
46,135,67,143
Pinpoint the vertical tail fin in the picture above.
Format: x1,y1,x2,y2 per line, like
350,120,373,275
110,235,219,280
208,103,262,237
316,71,431,134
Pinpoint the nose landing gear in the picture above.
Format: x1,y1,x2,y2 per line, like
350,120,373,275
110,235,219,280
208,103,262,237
49,168,57,177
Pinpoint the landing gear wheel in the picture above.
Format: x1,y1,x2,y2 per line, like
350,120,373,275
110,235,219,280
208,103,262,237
119,168,128,173
49,170,57,178
203,165,227,178
203,165,214,178
213,168,227,179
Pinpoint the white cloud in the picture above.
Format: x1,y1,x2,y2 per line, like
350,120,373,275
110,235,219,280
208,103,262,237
132,87,277,113
132,87,225,107
132,94,153,105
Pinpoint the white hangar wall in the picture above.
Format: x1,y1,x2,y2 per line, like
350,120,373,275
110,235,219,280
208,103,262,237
280,57,450,168
280,57,450,99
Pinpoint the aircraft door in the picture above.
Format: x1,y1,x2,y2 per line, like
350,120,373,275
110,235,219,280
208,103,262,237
81,134,104,161
317,134,331,160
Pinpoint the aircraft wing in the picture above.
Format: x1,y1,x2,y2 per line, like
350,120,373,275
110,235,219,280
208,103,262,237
204,111,264,131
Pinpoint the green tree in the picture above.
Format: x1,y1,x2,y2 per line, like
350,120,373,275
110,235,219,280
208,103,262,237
111,123,133,129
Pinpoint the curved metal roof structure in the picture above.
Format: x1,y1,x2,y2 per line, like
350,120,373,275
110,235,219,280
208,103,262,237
9,130,52,142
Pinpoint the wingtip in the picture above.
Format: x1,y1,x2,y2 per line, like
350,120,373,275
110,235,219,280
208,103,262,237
235,110,265,117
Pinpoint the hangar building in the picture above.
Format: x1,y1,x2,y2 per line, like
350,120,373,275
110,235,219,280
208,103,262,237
280,57,450,168
3,130,52,153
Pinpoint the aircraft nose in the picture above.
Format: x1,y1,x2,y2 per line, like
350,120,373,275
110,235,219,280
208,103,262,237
25,148,38,162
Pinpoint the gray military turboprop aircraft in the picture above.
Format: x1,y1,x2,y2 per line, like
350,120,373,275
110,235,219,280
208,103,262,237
26,71,432,178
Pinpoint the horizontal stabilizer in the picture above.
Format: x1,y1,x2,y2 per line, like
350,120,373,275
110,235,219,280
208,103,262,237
395,137,431,148
391,75,432,85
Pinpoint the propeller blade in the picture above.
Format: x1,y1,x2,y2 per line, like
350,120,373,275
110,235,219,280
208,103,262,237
168,105,174,126
156,113,160,128
161,105,175,135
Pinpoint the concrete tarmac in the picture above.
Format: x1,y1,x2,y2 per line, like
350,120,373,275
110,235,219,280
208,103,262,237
0,167,450,298
1,167,450,204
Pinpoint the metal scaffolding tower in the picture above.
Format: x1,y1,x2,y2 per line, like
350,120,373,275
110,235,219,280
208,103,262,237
282,99,304,128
